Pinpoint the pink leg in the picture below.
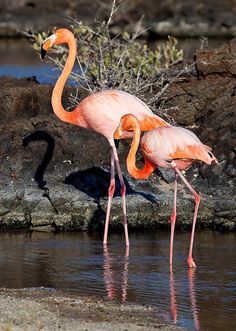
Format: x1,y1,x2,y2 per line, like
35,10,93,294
172,165,200,268
170,174,178,266
112,146,129,247
103,151,115,245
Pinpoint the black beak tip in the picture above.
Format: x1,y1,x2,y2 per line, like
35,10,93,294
40,46,47,60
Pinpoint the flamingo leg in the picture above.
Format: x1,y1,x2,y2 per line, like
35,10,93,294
170,173,178,266
103,150,116,245
112,145,129,247
172,165,200,268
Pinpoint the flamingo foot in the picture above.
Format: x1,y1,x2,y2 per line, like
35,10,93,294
188,256,196,268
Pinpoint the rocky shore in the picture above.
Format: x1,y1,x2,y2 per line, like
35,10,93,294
0,39,235,233
1,0,236,39
0,3,235,330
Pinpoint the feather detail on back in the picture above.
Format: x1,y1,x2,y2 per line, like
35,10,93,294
141,126,216,168
170,144,212,164
75,90,169,142
140,115,169,131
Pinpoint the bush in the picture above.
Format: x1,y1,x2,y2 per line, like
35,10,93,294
29,0,184,121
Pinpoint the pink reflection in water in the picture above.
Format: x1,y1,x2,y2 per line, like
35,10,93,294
103,246,129,303
169,266,200,330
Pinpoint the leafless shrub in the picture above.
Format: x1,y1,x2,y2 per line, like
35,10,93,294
27,0,192,122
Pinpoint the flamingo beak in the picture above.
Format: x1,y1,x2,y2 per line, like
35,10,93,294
40,34,57,60
114,126,124,139
40,46,47,60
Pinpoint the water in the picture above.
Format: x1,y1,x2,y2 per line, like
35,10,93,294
0,64,60,84
0,38,77,84
0,38,56,84
0,231,235,331
0,37,235,330
0,37,231,85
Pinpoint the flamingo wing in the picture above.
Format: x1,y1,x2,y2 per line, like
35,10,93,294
76,90,169,142
141,126,213,167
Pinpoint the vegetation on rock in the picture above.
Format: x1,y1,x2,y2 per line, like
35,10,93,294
29,0,183,120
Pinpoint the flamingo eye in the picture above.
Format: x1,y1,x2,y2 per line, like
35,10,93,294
208,152,213,158
124,124,132,131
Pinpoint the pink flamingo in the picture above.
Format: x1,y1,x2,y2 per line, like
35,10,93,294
114,114,218,267
41,28,169,247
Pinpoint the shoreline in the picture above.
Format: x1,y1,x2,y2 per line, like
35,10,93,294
0,288,186,331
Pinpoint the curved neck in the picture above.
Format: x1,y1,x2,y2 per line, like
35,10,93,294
127,119,156,180
51,35,77,123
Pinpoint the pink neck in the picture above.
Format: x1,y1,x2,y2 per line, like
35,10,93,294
51,34,77,123
127,117,156,179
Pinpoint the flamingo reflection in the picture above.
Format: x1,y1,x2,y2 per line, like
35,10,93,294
170,266,177,324
169,266,200,330
188,268,200,330
103,246,129,302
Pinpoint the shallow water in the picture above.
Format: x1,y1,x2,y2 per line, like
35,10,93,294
0,37,235,330
0,231,235,330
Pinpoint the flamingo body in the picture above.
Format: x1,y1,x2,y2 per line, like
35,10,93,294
41,28,169,247
141,126,213,169
114,114,217,267
74,90,168,144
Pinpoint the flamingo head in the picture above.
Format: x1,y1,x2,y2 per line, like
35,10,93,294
114,114,140,139
41,28,73,60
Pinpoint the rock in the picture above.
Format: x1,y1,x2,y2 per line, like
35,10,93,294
195,39,236,77
30,224,55,232
0,38,235,232
0,212,28,229
0,0,236,38
161,39,236,192
31,212,55,226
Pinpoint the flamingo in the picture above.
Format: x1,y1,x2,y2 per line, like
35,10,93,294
40,28,169,247
114,114,218,267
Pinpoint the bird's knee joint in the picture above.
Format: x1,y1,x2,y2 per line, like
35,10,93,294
170,213,176,224
108,181,115,196
194,193,200,203
120,184,126,196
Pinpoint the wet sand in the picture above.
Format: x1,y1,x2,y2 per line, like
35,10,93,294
0,288,186,331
